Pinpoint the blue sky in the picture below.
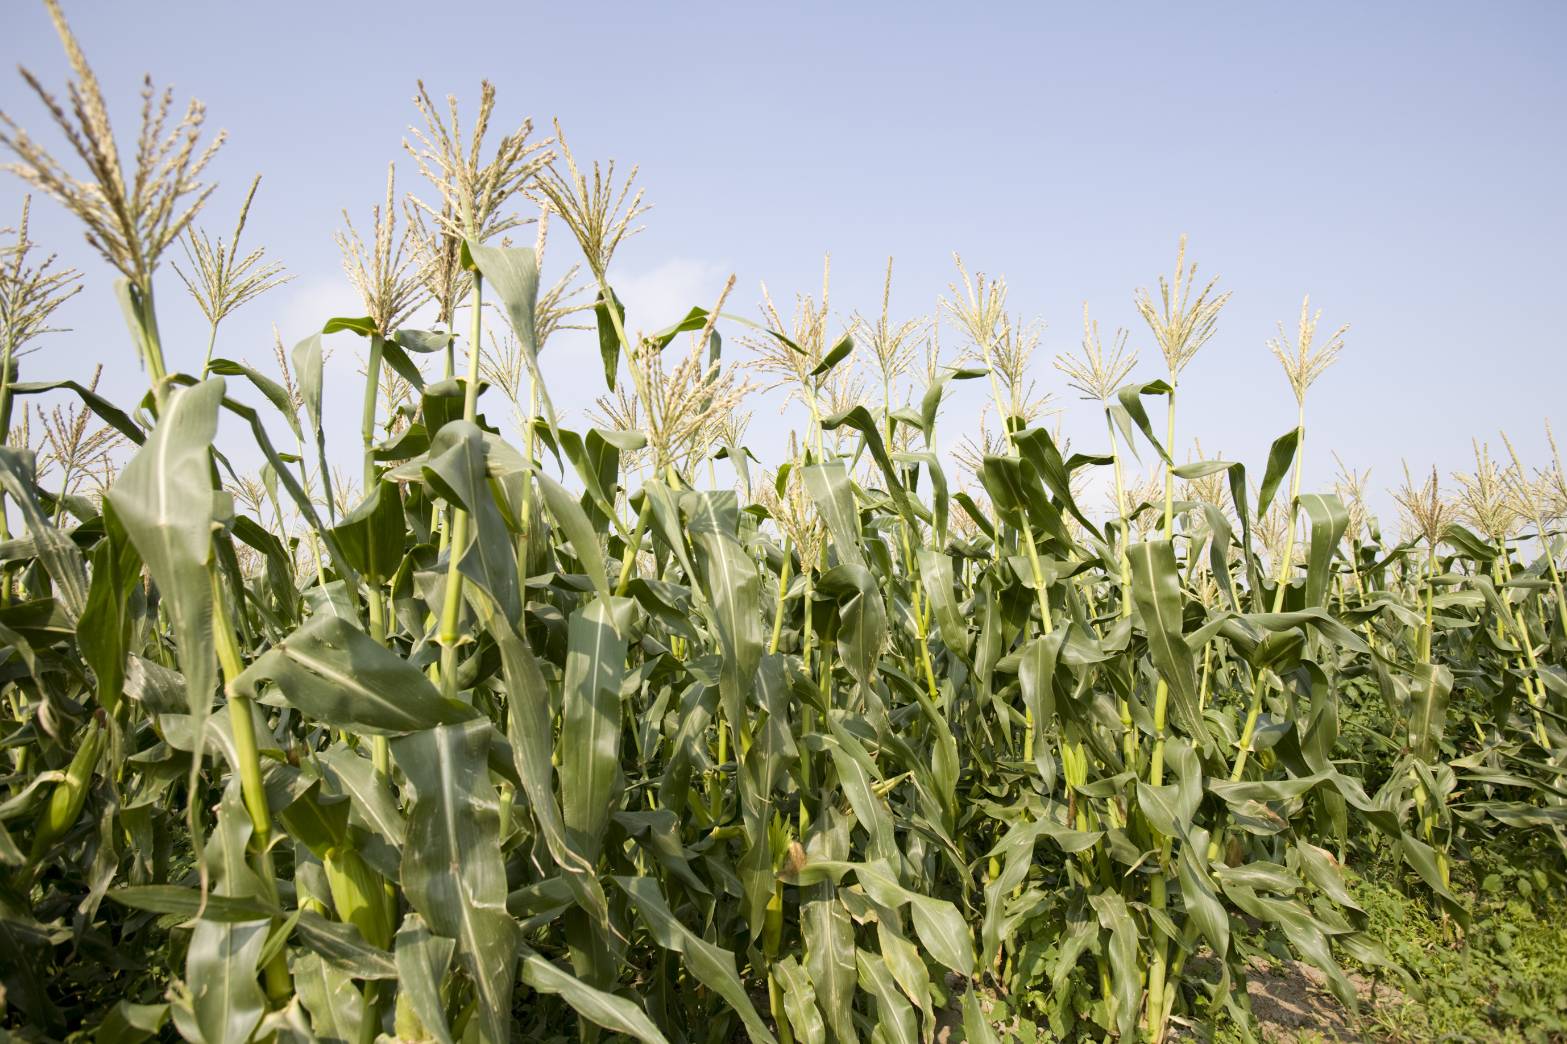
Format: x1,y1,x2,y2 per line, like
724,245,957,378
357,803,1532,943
3,1,1564,524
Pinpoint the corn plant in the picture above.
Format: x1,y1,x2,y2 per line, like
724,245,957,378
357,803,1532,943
0,5,1565,1043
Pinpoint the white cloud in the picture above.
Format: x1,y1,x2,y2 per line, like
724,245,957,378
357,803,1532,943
614,257,733,335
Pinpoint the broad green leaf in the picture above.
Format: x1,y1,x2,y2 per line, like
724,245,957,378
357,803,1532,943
593,286,625,390
423,420,522,625
76,499,142,712
182,918,269,1044
177,784,269,1044
107,886,275,922
916,548,968,656
394,914,456,1044
0,448,89,621
772,957,825,1044
821,405,918,531
918,366,986,444
1112,380,1173,464
1018,630,1064,787
560,596,630,863
291,333,334,516
1127,540,1207,744
1256,427,1300,520
1409,662,1453,762
1300,492,1348,608
613,876,777,1044
10,378,144,445
392,720,516,1044
94,1001,169,1044
856,948,917,1044
331,480,405,585
809,332,854,377
106,379,222,854
289,951,364,1044
466,241,558,439
685,490,763,753
536,470,610,603
1089,890,1140,1041
816,564,886,694
238,613,477,734
801,461,864,568
519,944,669,1044
293,910,397,979
489,614,610,927
206,358,302,440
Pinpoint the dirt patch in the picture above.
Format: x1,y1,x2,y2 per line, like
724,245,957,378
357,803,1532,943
1215,957,1406,1042
931,961,1407,1042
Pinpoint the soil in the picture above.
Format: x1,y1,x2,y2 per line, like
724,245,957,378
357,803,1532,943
1181,956,1407,1042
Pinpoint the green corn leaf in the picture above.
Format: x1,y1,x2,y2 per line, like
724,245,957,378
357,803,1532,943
518,943,669,1044
856,948,918,1044
613,875,777,1044
289,952,364,1044
489,614,611,926
801,461,865,568
423,420,522,625
180,918,269,1044
237,613,477,734
821,405,917,530
106,379,222,857
176,785,268,1044
0,448,89,621
467,241,558,441
816,564,887,694
916,548,968,656
393,719,517,1044
394,914,456,1044
1127,540,1207,744
560,596,630,863
772,957,826,1044
810,332,854,377
94,1001,169,1044
536,470,610,603
919,366,986,444
331,480,405,585
290,333,334,515
9,378,144,445
107,886,276,922
1089,889,1141,1041
1256,427,1301,520
205,358,302,440
1112,380,1173,464
593,286,625,390
685,490,763,751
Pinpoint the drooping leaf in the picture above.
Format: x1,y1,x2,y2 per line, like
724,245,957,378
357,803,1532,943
238,613,477,734
392,720,517,1044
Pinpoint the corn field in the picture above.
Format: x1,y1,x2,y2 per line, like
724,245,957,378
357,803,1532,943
1,4,1565,1042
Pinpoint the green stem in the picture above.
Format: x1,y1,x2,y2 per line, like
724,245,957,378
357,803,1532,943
1146,379,1182,1042
768,545,792,655
210,562,292,1002
437,276,485,699
136,281,170,411
212,564,268,841
361,332,384,492
615,498,651,597
1270,404,1306,614
1106,410,1133,619
200,323,218,379
518,374,538,593
1162,384,1177,540
1497,547,1552,749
